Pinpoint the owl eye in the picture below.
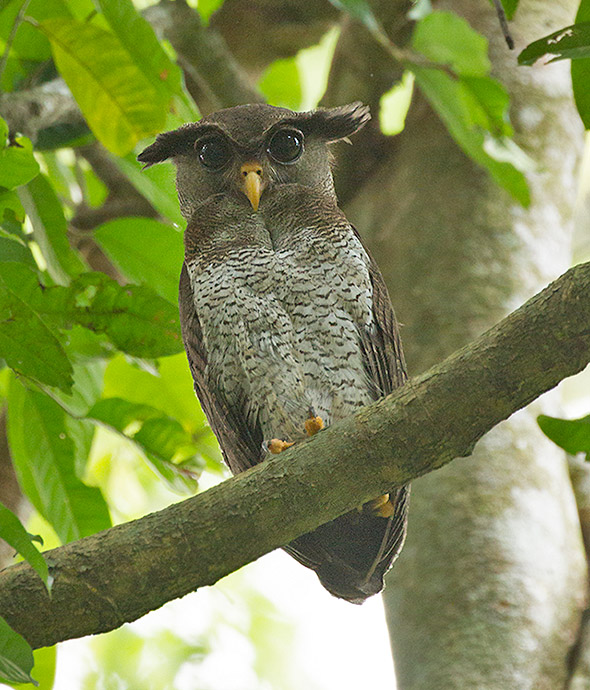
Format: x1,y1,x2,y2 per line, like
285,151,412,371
267,128,303,163
196,135,232,170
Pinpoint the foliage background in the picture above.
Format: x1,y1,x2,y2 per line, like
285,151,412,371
0,0,590,687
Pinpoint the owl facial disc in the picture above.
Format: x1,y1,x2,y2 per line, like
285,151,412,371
240,161,265,211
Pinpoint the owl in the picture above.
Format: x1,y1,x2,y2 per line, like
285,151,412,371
138,102,410,604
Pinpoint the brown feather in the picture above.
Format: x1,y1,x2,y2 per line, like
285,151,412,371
144,103,411,604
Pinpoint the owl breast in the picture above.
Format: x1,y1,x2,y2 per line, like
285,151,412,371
187,223,376,444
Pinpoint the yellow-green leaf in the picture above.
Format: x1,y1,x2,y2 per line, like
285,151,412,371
7,379,112,544
39,18,169,155
0,118,40,189
0,501,49,589
0,616,35,686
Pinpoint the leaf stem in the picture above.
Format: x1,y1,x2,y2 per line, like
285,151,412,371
0,0,33,85
368,20,456,77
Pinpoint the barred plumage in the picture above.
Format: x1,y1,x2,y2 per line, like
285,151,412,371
138,102,409,603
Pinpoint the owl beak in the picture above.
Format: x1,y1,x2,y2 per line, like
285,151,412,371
240,161,265,211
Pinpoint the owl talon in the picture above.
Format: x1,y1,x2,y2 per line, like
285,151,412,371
365,494,395,518
267,438,295,454
305,415,324,436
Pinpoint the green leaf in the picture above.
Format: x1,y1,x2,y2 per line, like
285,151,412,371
326,0,381,34
500,0,518,21
66,415,96,478
572,1,590,129
27,646,56,690
39,18,169,155
103,354,224,474
518,22,590,65
35,121,94,151
103,354,205,431
0,235,35,265
88,397,201,492
94,217,184,304
413,11,491,76
0,266,74,393
379,71,414,136
488,0,518,21
95,0,198,121
577,0,590,26
196,0,225,24
0,213,34,266
65,273,182,358
95,0,184,102
57,0,94,19
571,59,590,129
19,173,86,284
0,0,72,63
3,645,57,690
538,414,590,458
258,57,302,111
410,11,530,203
81,162,109,208
296,26,340,110
0,55,24,93
7,378,112,543
413,67,530,206
0,262,182,359
0,119,40,190
43,358,105,419
0,500,49,588
0,616,35,686
0,187,24,222
459,76,512,136
115,153,185,226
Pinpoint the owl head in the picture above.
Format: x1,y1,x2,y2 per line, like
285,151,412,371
138,102,370,221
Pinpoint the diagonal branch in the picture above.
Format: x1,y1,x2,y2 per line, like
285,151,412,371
1,261,589,649
144,0,264,113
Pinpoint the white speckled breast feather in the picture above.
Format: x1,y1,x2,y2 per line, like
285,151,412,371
187,226,375,443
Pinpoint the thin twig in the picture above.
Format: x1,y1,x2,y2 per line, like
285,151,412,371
491,0,515,50
363,14,458,78
0,0,33,84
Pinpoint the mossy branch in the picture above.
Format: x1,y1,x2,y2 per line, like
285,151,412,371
1,261,589,649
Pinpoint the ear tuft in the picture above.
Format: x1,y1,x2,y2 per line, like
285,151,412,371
137,125,200,168
303,102,371,142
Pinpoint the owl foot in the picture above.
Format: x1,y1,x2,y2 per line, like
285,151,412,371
365,494,395,518
305,414,324,436
267,439,295,454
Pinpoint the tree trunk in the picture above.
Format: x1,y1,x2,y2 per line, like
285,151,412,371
339,1,587,688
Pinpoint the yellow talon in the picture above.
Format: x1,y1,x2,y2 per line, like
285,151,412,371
268,439,295,454
365,494,395,518
305,415,324,436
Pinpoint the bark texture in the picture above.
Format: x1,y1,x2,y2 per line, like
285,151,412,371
333,1,588,688
0,261,589,649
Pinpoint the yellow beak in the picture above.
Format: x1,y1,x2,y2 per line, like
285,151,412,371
240,161,265,211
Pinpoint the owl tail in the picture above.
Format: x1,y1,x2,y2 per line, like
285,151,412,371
284,484,410,604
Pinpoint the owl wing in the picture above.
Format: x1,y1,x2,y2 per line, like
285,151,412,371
179,262,263,474
358,234,408,396
359,238,411,568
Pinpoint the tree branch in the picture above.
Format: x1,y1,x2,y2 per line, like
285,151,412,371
210,0,339,79
1,261,589,649
322,1,412,205
144,0,264,113
0,77,84,142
